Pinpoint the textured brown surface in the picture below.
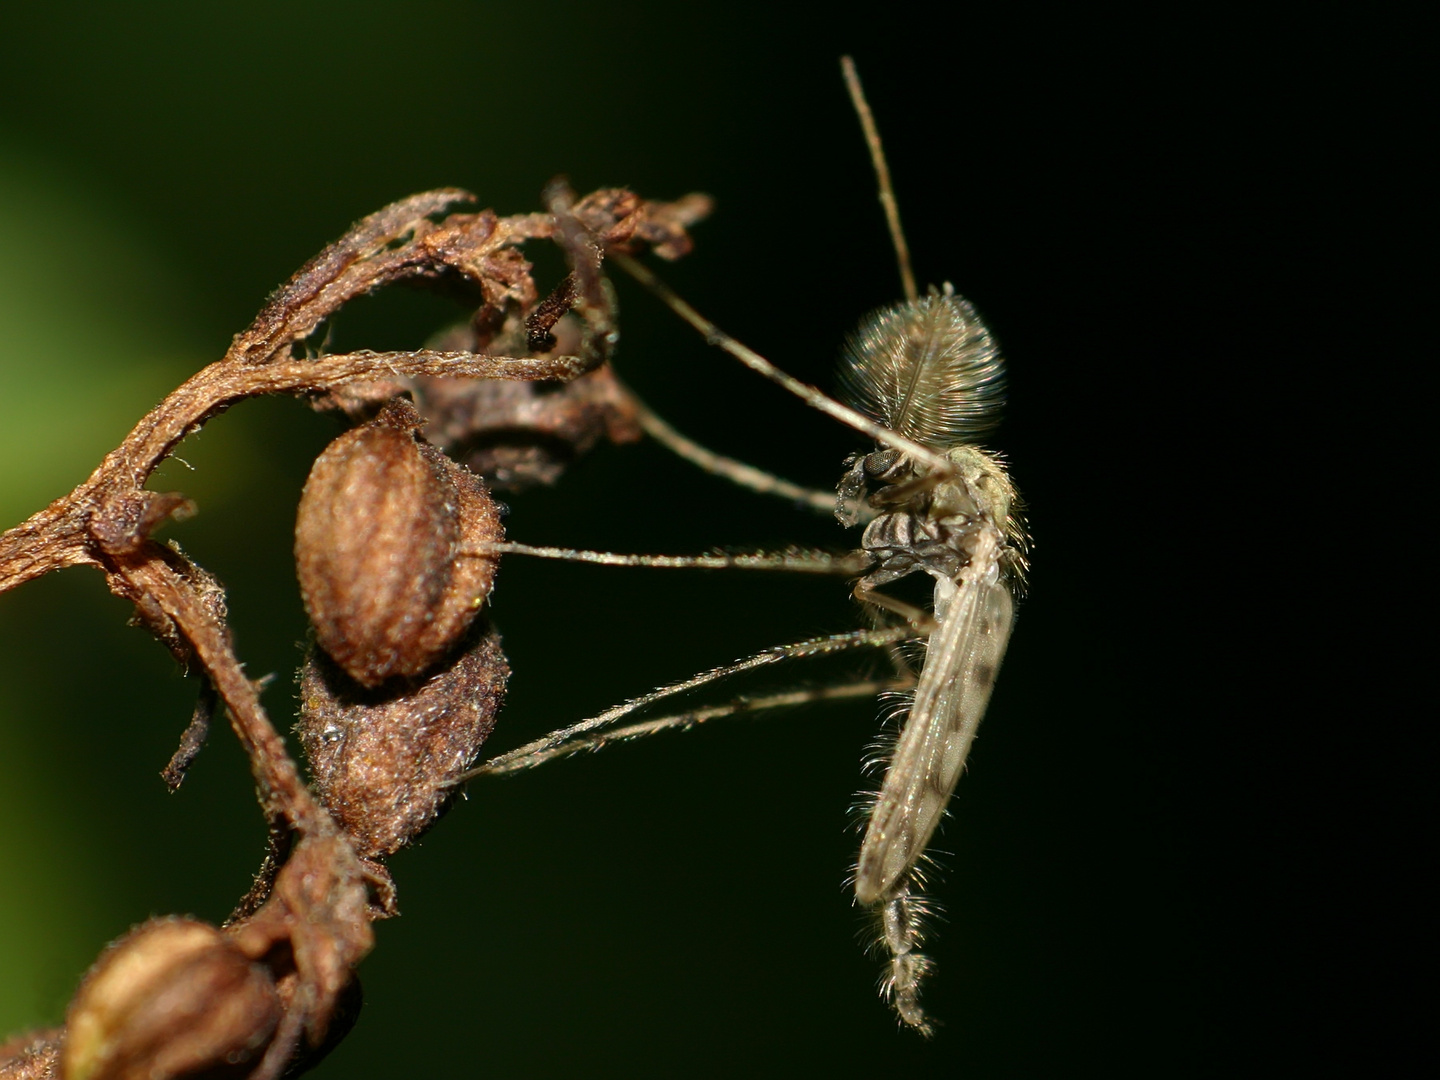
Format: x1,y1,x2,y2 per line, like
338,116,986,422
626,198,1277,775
60,919,280,1080
295,402,502,687
0,181,706,1079
419,360,643,492
297,622,509,859
0,1030,61,1080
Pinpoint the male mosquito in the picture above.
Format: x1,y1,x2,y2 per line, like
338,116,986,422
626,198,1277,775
457,57,1028,1034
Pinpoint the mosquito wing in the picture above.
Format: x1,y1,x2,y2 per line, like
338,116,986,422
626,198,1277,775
854,529,1014,906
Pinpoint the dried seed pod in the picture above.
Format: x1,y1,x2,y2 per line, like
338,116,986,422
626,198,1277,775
297,620,510,858
0,1029,61,1080
60,917,281,1080
296,399,503,686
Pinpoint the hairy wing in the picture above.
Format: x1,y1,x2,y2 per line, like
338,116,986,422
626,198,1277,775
855,531,1014,906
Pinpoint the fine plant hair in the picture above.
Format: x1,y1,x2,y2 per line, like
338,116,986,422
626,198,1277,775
0,184,707,1080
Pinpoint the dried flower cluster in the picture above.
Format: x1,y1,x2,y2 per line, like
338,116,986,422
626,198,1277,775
0,181,708,1079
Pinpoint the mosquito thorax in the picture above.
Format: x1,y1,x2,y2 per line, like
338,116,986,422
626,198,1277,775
940,446,1016,533
853,445,1019,589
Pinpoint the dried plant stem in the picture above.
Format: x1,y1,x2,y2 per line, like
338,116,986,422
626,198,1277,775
0,351,581,593
0,183,708,1078
110,554,326,830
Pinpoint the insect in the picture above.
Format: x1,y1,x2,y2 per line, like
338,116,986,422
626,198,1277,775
458,57,1028,1034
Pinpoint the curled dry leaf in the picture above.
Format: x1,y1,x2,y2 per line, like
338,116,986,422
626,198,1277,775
295,399,503,687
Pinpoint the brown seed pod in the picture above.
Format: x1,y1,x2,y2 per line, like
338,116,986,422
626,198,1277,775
0,1029,62,1080
60,917,281,1080
295,399,503,687
297,620,510,858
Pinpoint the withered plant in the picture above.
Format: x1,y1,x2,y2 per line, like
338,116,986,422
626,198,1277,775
0,182,707,1080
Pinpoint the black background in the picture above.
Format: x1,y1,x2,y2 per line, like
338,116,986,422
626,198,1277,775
0,4,1408,1077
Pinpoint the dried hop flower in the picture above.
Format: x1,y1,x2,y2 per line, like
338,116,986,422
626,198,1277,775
296,399,503,686
60,918,281,1080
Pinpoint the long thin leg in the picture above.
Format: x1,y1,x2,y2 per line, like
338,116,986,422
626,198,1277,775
475,677,903,776
449,624,917,786
855,582,940,636
625,390,838,514
469,541,870,576
611,253,956,481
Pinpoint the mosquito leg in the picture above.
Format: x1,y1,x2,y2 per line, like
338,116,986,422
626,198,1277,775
467,540,871,576
854,582,939,635
475,677,903,776
448,624,917,786
611,252,956,482
621,388,838,514
855,599,921,682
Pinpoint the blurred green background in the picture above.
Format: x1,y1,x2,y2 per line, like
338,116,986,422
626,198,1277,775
0,3,1341,1076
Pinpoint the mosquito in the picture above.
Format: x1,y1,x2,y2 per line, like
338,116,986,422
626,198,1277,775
455,57,1028,1034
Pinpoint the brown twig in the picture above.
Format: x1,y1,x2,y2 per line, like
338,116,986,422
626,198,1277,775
0,183,708,1080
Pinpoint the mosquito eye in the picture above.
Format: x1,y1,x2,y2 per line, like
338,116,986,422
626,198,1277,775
864,449,899,477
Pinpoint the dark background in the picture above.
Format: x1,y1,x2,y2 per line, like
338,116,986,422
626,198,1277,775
0,4,1401,1077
